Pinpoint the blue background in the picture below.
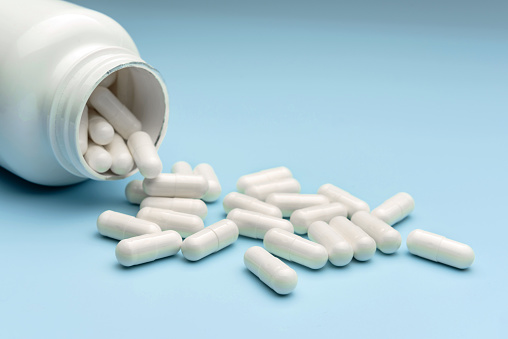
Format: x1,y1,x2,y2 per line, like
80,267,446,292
1,1,507,338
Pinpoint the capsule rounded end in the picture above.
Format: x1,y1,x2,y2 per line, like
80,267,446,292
202,181,221,202
115,240,136,267
378,229,402,254
272,267,298,295
328,242,354,266
354,236,377,261
181,237,205,261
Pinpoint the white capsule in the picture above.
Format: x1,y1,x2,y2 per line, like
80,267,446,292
227,208,294,239
88,108,114,146
329,216,376,261
143,173,208,198
244,178,301,201
263,228,328,269
307,221,353,266
99,72,117,88
137,207,204,238
290,203,348,235
88,86,142,139
115,230,182,267
223,192,281,218
318,184,370,218
371,192,415,225
244,246,298,295
171,161,193,174
265,193,329,217
79,105,88,154
127,131,163,179
97,210,161,240
237,166,293,193
407,229,475,269
84,140,112,173
181,219,239,261
105,133,134,175
140,197,208,220
194,163,222,202
125,180,148,204
351,211,402,254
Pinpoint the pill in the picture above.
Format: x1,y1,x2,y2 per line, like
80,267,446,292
194,163,222,202
244,178,301,201
371,192,415,226
244,246,298,295
143,173,208,198
227,208,294,239
115,230,182,267
237,166,293,193
88,86,142,139
84,140,112,173
318,184,370,218
140,197,208,220
181,219,239,261
265,193,330,217
88,108,114,145
351,211,402,254
307,221,354,266
105,133,134,175
127,131,163,179
137,207,204,238
223,192,282,218
97,210,161,240
99,72,117,88
290,203,348,235
263,228,328,269
79,105,88,154
406,229,475,269
171,161,193,174
125,180,148,204
329,216,376,261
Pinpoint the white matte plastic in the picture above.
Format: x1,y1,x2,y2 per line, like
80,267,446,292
351,211,402,254
290,203,348,235
127,131,163,179
79,106,88,155
244,178,301,201
140,197,208,220
236,166,293,193
88,108,114,146
181,220,239,261
226,208,294,239
105,133,134,175
143,173,209,198
329,216,376,261
308,221,354,266
97,210,161,240
194,163,222,202
371,192,415,225
223,192,283,218
84,140,112,173
125,180,148,204
318,184,370,218
137,207,204,238
171,161,193,174
99,72,117,88
265,193,329,217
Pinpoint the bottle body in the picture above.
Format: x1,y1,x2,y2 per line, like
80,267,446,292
0,0,169,185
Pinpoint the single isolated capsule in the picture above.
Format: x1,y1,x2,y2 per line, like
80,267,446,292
140,197,208,220
137,207,204,238
371,192,415,226
329,216,376,261
181,219,239,261
88,108,114,146
223,192,282,218
264,228,328,269
99,72,117,88
194,163,222,202
318,184,370,218
244,178,301,201
84,140,112,173
143,173,209,199
407,229,475,269
128,131,163,179
290,203,348,235
265,193,330,217
171,161,193,174
308,221,353,266
236,166,293,193
125,180,148,204
227,208,294,239
244,246,298,295
351,211,402,254
115,230,182,267
105,133,134,175
79,105,88,154
97,210,161,240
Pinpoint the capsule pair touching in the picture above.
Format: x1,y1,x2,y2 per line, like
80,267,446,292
236,167,301,201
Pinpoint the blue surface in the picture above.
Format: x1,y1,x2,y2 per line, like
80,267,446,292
1,1,507,338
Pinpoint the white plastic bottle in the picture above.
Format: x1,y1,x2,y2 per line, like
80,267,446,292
0,0,169,185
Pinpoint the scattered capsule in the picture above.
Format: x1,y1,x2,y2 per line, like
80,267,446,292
88,108,114,146
263,228,328,269
351,211,401,254
181,219,239,261
265,193,329,217
115,230,182,267
137,207,204,238
84,140,112,173
371,192,415,225
244,178,301,201
143,173,208,198
308,221,353,266
79,105,88,154
171,161,193,174
318,184,370,218
290,203,348,235
227,208,294,239
128,131,163,179
99,72,117,88
194,163,222,202
237,166,293,193
140,197,208,220
125,180,148,204
97,210,161,240
329,216,376,261
407,229,475,269
244,246,298,295
223,192,282,218
105,133,134,175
